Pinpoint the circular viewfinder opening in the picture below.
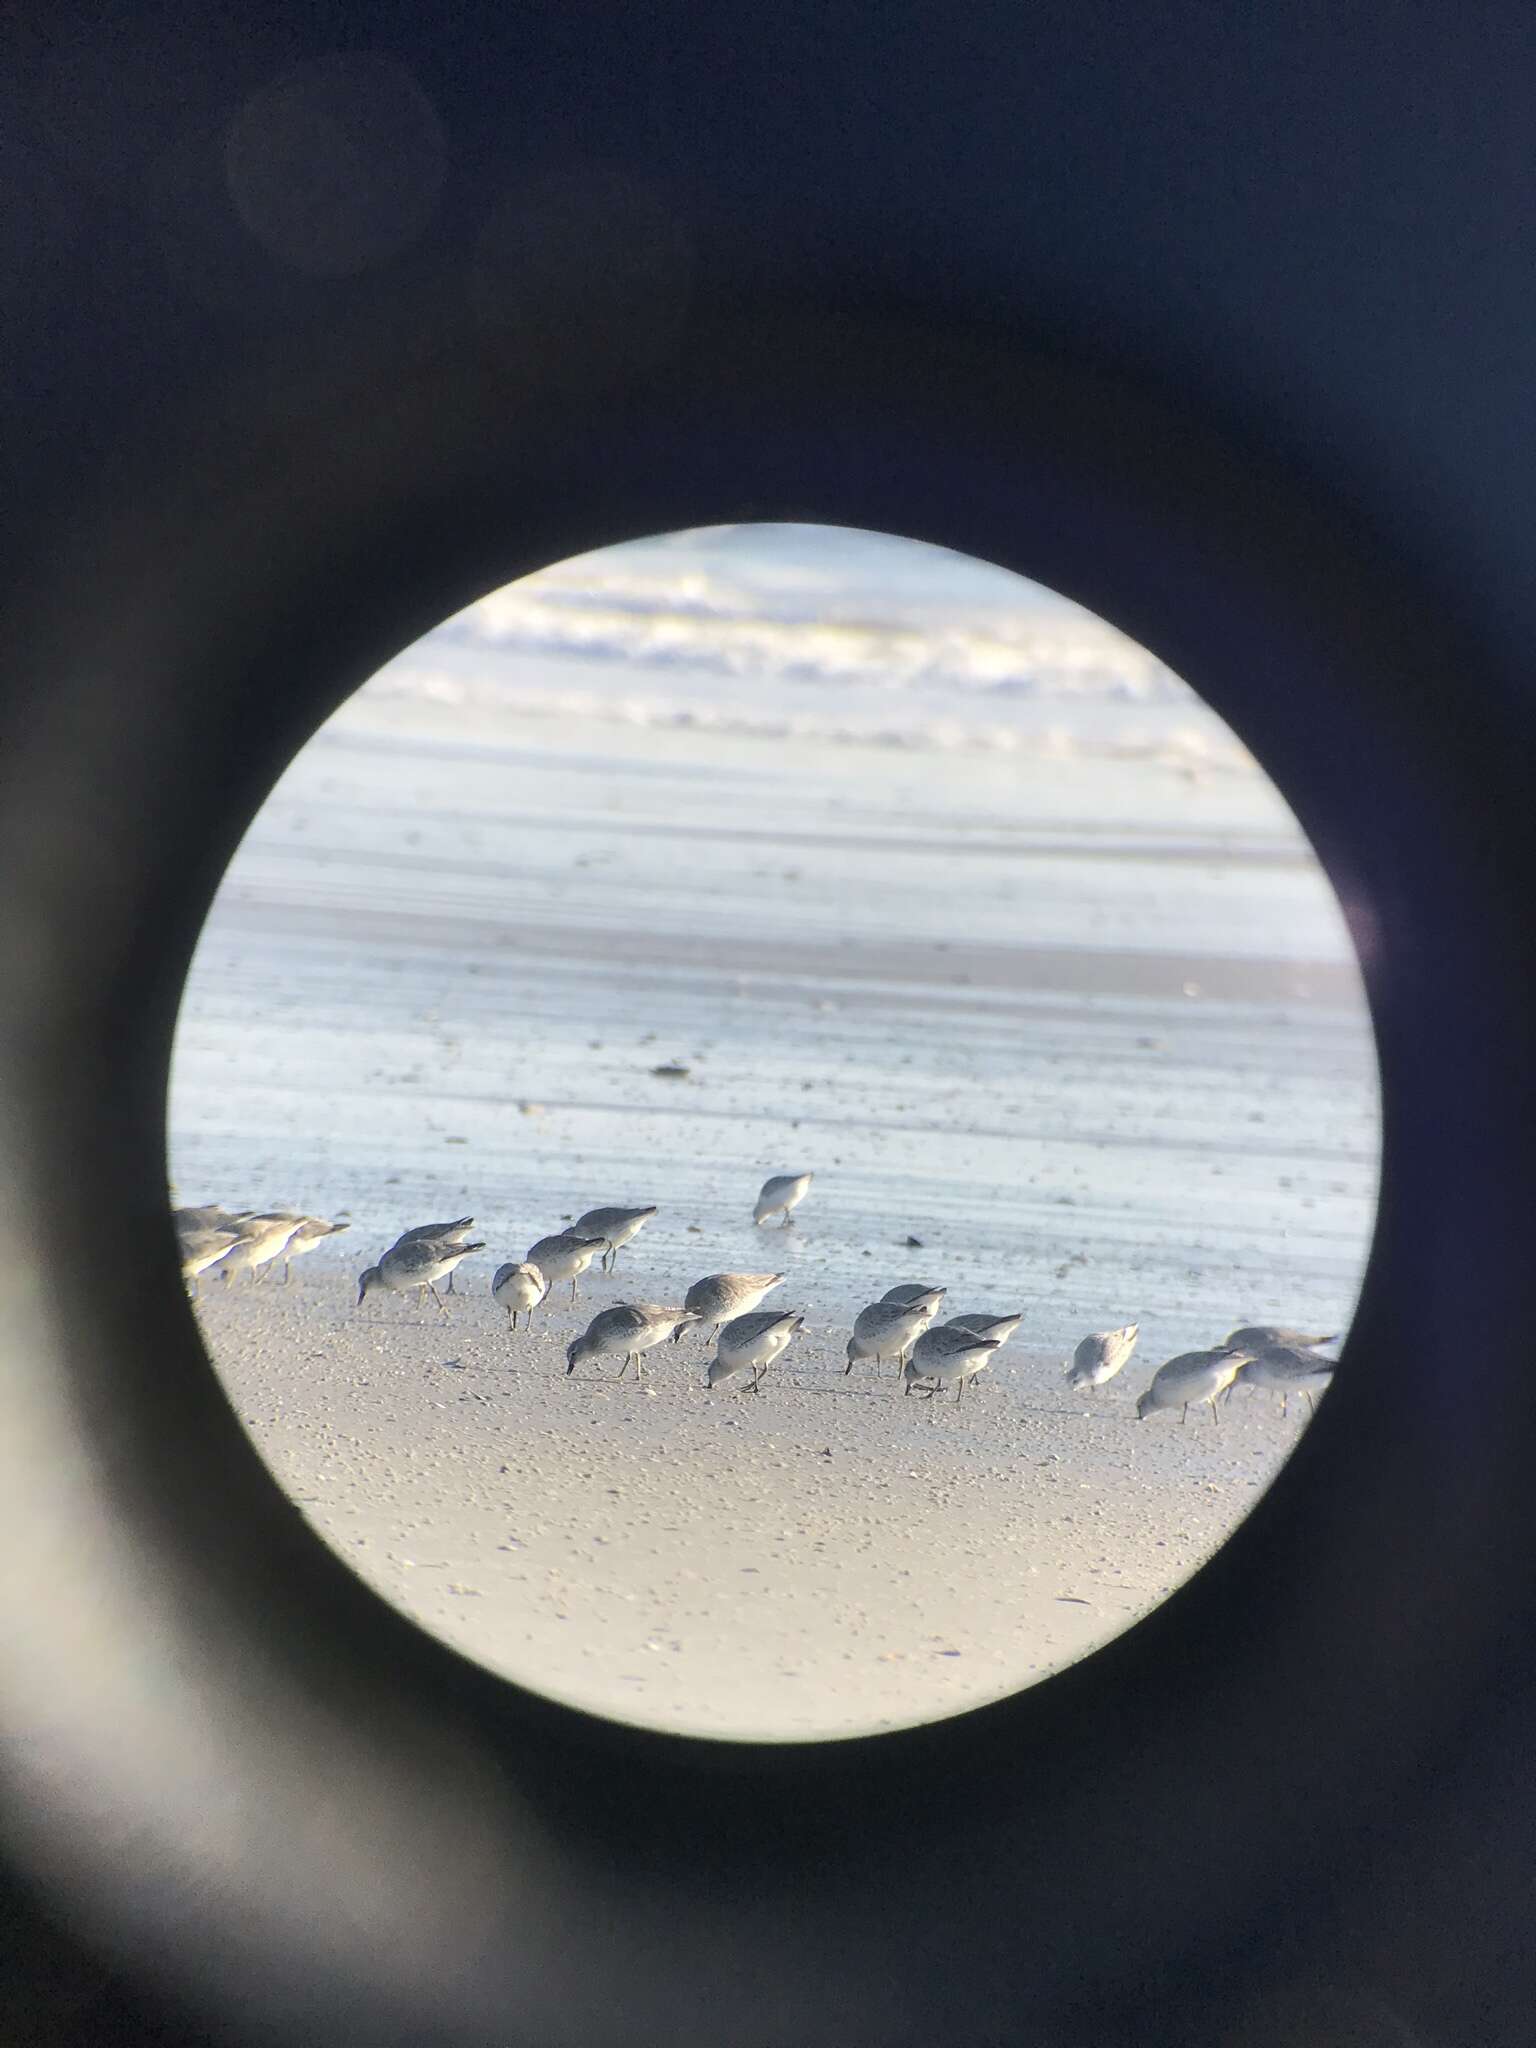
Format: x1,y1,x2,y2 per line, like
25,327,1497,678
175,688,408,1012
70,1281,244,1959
169,521,1380,1741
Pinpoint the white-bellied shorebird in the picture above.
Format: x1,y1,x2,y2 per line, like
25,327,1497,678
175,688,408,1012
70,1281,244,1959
1237,1344,1336,1419
173,1204,242,1236
1066,1323,1140,1392
216,1214,306,1285
358,1235,485,1318
1136,1346,1252,1425
491,1261,548,1329
179,1225,238,1290
902,1324,1001,1408
565,1302,696,1380
753,1172,812,1227
947,1310,1023,1349
394,1216,475,1246
707,1309,805,1394
881,1282,944,1306
1224,1323,1337,1352
258,1213,350,1283
573,1205,659,1273
845,1289,945,1375
679,1272,784,1342
526,1233,607,1303
389,1217,477,1292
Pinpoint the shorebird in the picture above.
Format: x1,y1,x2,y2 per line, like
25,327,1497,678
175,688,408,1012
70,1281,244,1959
491,1261,548,1329
707,1309,805,1394
1225,1323,1337,1353
679,1272,785,1342
526,1232,607,1303
358,1235,485,1317
1136,1347,1252,1425
566,1302,697,1379
1066,1323,1141,1393
845,1289,946,1375
173,1204,243,1236
390,1217,477,1292
573,1205,659,1273
256,1213,350,1284
1237,1344,1336,1419
947,1310,1023,1349
753,1172,812,1227
394,1216,476,1246
902,1324,1002,1406
178,1225,238,1291
216,1214,306,1285
881,1282,945,1306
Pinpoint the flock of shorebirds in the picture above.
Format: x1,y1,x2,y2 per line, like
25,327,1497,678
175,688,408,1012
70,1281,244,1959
175,1168,1338,1422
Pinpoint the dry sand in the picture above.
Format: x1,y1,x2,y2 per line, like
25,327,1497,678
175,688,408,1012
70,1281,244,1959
195,1260,1316,1742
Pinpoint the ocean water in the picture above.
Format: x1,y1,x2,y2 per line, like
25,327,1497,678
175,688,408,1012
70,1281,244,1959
169,525,1379,1359
366,521,1251,771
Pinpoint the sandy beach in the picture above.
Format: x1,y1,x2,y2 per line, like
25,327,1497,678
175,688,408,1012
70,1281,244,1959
192,1257,1339,1742
170,527,1379,1741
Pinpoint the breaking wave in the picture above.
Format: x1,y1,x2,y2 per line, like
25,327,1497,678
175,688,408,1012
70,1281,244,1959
364,523,1257,773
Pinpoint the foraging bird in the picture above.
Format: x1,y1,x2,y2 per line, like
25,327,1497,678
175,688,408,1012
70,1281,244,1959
526,1233,607,1303
491,1261,548,1329
1066,1323,1141,1393
566,1302,696,1379
389,1217,476,1292
845,1289,946,1375
881,1282,945,1306
707,1310,805,1394
257,1213,350,1284
1136,1347,1252,1425
394,1217,475,1246
902,1324,1001,1405
573,1205,659,1273
178,1225,238,1290
1225,1323,1337,1352
753,1172,812,1227
173,1204,243,1236
679,1272,784,1342
358,1236,485,1318
1237,1344,1336,1420
215,1214,306,1285
946,1310,1023,1349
